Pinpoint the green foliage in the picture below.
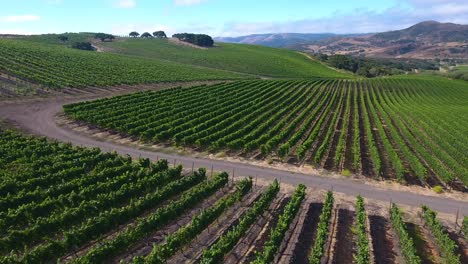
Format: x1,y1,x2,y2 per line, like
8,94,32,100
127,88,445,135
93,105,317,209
129,31,140,38
251,184,306,263
141,32,153,38
64,78,468,186
318,53,439,77
94,33,115,42
173,33,214,47
200,179,280,264
309,191,334,264
0,38,244,88
433,185,444,194
390,204,421,264
421,206,460,264
153,31,167,38
463,217,468,240
143,177,253,263
354,196,371,264
103,38,350,78
73,172,228,263
71,41,94,51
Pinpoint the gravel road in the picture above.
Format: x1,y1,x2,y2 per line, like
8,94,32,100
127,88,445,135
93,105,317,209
1,96,466,215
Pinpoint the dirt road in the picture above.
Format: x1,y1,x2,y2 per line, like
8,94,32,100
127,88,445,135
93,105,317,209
0,95,467,215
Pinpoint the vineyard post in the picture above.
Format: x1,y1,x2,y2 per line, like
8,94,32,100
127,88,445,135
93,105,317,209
211,164,214,178
174,159,176,167
156,155,159,161
455,208,459,226
232,168,235,185
255,175,257,189
191,161,194,173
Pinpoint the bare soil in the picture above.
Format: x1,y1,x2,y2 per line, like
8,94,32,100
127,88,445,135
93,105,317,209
289,202,324,264
369,215,396,264
331,208,356,264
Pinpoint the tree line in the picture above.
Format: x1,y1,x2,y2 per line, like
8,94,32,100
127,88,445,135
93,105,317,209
314,53,438,77
129,31,167,38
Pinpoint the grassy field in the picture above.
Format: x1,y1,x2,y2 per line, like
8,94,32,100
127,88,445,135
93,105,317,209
0,38,246,89
64,77,468,189
100,38,350,78
1,130,462,264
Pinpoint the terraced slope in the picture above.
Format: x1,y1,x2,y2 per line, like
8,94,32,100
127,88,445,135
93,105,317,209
64,78,468,189
100,38,350,78
0,38,245,89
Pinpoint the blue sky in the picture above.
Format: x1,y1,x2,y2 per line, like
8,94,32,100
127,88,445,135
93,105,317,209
1,0,467,36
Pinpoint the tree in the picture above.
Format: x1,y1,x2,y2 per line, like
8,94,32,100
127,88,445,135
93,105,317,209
153,31,167,38
141,32,153,38
129,31,140,38
172,33,214,47
71,42,95,51
58,35,69,42
95,33,115,42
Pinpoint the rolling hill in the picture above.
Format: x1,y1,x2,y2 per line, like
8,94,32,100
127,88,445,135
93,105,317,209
215,33,337,47
0,38,245,89
98,38,350,78
298,21,468,59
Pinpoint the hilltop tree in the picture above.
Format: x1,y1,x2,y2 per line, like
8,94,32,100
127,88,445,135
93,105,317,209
153,31,167,38
172,33,214,47
58,35,69,42
141,32,153,38
71,42,95,51
129,31,140,38
95,33,115,42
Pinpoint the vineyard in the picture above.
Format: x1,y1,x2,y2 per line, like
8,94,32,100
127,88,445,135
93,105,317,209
0,39,245,89
64,77,468,190
99,37,350,79
1,130,465,264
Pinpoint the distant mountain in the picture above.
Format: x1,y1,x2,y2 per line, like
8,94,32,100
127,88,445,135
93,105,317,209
299,21,468,59
215,33,362,48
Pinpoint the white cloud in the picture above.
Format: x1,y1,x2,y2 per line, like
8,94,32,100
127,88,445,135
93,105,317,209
0,15,41,23
217,0,468,36
174,0,206,6
115,0,136,8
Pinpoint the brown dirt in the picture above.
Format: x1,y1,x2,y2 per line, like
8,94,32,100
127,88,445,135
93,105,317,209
167,187,266,264
406,222,439,264
331,208,356,264
323,84,347,170
241,197,290,263
342,85,355,172
289,202,324,264
115,185,237,262
369,215,396,264
356,86,373,177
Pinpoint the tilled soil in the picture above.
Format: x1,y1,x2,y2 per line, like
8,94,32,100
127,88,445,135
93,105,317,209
167,188,266,264
289,202,323,264
369,215,396,264
447,229,468,263
406,222,438,264
331,208,356,264
237,196,291,263
115,185,237,263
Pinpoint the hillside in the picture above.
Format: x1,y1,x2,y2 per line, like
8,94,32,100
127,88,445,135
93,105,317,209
0,38,246,89
215,33,337,47
299,21,468,59
99,38,350,78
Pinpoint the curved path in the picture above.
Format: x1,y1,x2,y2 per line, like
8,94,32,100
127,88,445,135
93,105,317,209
0,96,467,215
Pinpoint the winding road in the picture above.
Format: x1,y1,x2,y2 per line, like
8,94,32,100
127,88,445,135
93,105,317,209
0,93,467,215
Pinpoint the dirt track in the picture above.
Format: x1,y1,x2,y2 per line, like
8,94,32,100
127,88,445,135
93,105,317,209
0,93,467,215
